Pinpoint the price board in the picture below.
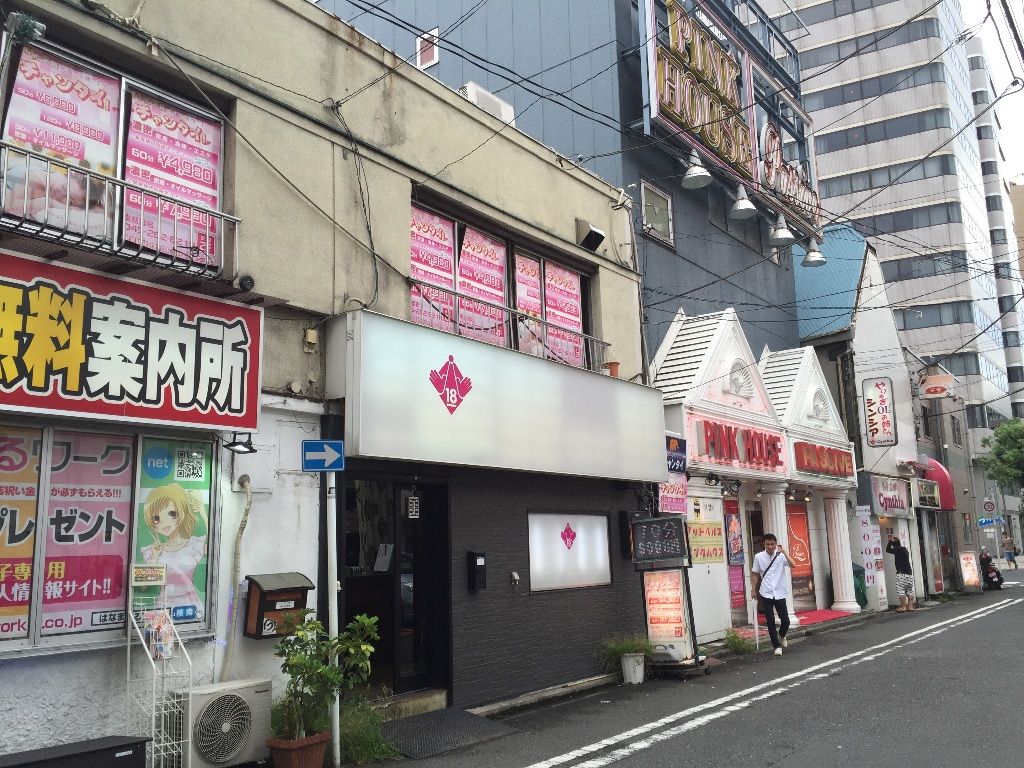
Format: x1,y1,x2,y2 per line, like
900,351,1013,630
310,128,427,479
631,516,689,565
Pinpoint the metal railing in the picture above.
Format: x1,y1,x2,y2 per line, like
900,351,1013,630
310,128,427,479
410,279,611,373
0,140,238,278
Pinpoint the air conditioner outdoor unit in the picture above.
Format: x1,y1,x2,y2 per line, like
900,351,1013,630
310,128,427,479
458,81,516,126
181,678,272,767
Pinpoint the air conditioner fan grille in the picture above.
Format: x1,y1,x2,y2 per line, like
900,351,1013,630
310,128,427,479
193,693,253,764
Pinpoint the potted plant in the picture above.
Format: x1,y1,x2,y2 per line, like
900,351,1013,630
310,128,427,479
598,633,653,685
267,614,380,768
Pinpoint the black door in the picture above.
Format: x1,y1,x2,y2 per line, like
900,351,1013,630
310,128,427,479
395,482,449,693
340,477,449,695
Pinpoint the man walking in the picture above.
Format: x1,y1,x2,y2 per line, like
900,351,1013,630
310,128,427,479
751,533,794,656
886,535,915,611
1001,531,1018,570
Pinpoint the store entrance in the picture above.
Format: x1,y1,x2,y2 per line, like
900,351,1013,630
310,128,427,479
340,478,450,695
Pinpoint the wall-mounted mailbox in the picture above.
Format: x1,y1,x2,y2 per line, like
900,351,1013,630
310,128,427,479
467,551,486,591
244,572,314,639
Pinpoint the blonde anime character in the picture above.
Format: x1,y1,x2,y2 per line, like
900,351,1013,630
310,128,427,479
140,483,208,614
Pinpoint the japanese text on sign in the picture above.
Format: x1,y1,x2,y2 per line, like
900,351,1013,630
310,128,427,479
0,252,261,430
686,521,725,564
863,377,897,447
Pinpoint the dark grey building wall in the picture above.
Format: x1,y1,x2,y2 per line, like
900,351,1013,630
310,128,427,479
449,468,643,708
319,0,802,357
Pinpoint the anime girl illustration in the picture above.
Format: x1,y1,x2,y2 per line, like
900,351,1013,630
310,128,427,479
140,483,207,615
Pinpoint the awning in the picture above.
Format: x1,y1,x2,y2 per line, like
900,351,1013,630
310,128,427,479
923,458,957,511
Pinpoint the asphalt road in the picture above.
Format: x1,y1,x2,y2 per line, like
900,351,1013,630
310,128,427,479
397,587,1024,768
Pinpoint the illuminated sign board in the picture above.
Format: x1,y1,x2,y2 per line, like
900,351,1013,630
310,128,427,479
652,0,754,179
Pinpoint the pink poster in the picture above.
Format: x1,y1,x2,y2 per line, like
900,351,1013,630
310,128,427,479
544,262,584,367
410,206,456,333
123,91,223,267
514,253,544,357
729,565,746,608
40,431,133,635
2,45,120,237
659,471,687,514
457,227,507,346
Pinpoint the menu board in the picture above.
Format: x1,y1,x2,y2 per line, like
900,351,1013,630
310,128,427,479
2,45,120,238
544,262,584,367
123,91,223,267
643,569,693,659
457,227,506,346
410,206,456,332
632,517,688,564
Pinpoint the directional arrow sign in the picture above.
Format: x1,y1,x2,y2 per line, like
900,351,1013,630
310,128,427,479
302,440,345,472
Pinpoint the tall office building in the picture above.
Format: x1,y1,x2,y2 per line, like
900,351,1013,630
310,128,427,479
763,0,1022,533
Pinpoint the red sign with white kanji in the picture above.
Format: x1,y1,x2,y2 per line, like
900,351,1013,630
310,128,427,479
0,251,262,430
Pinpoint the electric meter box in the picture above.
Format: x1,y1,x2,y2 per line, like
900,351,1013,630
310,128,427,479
243,572,314,639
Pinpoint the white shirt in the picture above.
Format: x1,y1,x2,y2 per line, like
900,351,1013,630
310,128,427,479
753,549,790,599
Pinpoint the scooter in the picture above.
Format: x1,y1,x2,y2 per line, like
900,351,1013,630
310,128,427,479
982,560,1005,590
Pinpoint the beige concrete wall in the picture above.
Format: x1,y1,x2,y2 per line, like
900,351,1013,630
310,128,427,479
21,0,643,377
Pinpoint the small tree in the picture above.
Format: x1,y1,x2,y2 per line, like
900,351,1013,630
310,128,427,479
979,419,1024,491
274,614,379,740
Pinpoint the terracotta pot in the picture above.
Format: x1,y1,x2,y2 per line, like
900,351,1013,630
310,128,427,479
266,731,331,768
603,361,620,378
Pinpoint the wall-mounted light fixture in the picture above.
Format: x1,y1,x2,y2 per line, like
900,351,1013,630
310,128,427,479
224,433,257,455
801,237,826,267
729,185,758,220
575,218,606,252
768,214,796,247
681,149,712,189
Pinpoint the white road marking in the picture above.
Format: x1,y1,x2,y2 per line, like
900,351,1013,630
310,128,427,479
524,599,1019,768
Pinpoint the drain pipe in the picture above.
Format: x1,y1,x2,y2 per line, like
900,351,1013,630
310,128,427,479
218,474,253,683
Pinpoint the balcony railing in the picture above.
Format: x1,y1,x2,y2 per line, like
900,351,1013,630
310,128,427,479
410,279,611,373
0,141,237,278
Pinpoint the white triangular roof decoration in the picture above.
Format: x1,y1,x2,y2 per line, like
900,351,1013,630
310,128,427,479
652,308,779,428
758,346,847,438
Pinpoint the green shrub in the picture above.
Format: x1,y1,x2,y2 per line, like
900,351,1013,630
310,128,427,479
722,629,755,655
597,633,654,674
338,698,399,764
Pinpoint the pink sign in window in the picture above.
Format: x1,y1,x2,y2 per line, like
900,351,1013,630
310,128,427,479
40,431,133,635
2,45,121,239
544,262,584,367
457,227,506,346
410,206,456,333
122,91,223,268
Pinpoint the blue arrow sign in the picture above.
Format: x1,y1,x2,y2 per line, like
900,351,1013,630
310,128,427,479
302,440,345,472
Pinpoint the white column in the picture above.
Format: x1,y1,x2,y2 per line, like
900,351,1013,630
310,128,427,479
825,494,861,613
761,483,799,626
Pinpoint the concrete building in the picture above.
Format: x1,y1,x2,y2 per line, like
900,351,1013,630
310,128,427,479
322,0,823,357
763,0,1021,546
0,0,667,757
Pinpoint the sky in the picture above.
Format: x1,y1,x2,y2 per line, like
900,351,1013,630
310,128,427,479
965,0,1024,181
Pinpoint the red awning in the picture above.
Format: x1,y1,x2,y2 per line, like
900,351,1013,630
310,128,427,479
923,458,957,511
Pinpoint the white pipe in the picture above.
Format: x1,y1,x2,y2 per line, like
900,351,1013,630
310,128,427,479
218,473,253,683
327,472,341,768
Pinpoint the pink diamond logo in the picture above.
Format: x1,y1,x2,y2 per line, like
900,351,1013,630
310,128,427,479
561,524,576,550
429,354,473,414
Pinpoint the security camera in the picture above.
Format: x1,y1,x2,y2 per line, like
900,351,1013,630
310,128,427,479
237,274,256,292
964,488,970,495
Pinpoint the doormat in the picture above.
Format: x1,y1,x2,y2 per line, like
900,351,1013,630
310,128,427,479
754,608,852,626
383,708,516,759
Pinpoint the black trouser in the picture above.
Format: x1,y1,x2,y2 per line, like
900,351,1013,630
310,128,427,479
761,597,790,649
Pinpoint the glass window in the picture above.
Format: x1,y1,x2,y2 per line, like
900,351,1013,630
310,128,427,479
969,56,985,70
978,125,996,140
973,90,990,105
992,229,1008,245
999,295,1017,312
1008,366,1024,383
951,416,963,447
921,406,932,437
0,428,216,651
642,182,673,243
1013,403,1024,419
995,262,1012,279
1004,331,1021,347
982,161,999,176
986,195,1004,212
